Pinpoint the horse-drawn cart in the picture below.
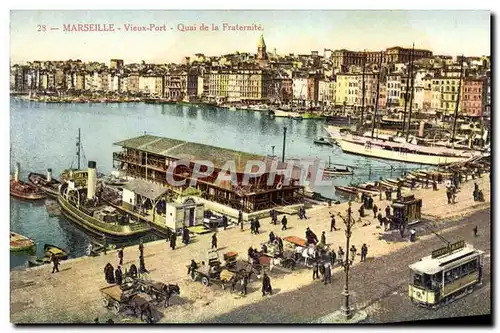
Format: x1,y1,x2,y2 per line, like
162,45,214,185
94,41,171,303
188,250,246,289
133,279,180,307
100,284,155,322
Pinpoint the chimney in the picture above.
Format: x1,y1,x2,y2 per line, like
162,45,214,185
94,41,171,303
87,161,97,200
14,163,20,182
47,168,52,182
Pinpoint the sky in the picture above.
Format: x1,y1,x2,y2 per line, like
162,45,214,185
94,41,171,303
9,10,491,64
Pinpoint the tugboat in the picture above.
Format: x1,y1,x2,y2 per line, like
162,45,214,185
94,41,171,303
28,168,61,198
57,161,150,239
10,163,46,201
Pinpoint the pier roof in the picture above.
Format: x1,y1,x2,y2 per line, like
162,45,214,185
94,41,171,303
124,178,169,201
114,135,266,172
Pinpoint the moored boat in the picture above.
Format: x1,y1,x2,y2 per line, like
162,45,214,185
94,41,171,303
10,232,35,252
313,137,333,146
28,169,61,198
334,186,358,195
44,243,69,260
28,257,50,267
10,178,46,201
323,167,353,176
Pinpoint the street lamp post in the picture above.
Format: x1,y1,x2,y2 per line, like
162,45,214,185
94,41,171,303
337,199,357,320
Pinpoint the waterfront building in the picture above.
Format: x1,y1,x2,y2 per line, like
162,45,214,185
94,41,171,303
100,71,109,92
318,78,336,106
357,73,378,113
112,134,303,212
110,59,124,70
126,73,140,93
292,76,308,104
422,74,434,113
108,73,120,92
386,74,402,112
207,69,270,103
385,46,433,64
139,75,164,96
433,74,461,115
462,77,487,117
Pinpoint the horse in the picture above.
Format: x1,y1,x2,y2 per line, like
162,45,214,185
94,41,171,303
155,283,180,307
129,295,154,323
301,245,317,267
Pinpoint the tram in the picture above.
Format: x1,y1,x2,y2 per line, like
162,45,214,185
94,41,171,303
408,240,484,308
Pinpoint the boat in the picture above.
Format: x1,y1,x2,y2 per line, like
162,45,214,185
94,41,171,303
229,106,237,111
10,165,46,201
313,137,334,146
334,186,358,195
44,243,69,260
302,112,326,120
58,160,150,239
323,157,354,176
89,240,117,256
28,169,61,198
28,257,50,267
10,232,35,252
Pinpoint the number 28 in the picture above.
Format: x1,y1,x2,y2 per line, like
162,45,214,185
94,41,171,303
37,25,47,32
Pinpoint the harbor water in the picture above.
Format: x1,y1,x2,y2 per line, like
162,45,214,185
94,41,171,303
10,98,423,269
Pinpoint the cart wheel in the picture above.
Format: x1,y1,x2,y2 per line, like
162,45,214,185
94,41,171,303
190,273,197,281
111,301,120,314
102,296,109,308
201,277,210,287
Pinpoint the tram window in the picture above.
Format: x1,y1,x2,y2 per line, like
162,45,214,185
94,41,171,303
413,273,431,288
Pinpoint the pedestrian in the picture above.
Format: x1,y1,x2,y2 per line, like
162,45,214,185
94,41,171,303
183,226,190,245
86,243,93,256
165,227,172,242
188,259,198,280
255,218,261,234
323,262,332,284
433,180,437,191
102,235,108,255
170,232,177,250
281,215,288,230
451,187,457,204
223,215,228,230
269,231,276,244
240,274,248,295
302,207,308,219
372,203,378,218
139,239,144,257
377,210,383,227
312,261,320,280
337,246,344,265
446,188,452,204
425,178,429,188
361,244,368,262
262,273,272,296
330,214,338,231
329,249,337,266
400,224,405,238
320,231,326,245
115,265,123,285
473,226,478,237
385,205,391,218
358,204,365,218
211,233,218,249
250,219,255,234
139,255,147,273
117,247,124,266
410,229,416,242
349,245,357,262
368,196,374,210
51,253,60,274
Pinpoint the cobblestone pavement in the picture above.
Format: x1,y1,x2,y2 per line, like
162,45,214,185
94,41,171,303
204,209,491,324
10,173,490,323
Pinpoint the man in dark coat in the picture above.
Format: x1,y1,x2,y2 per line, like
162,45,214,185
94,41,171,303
372,203,378,218
139,255,147,273
102,235,108,255
222,215,228,230
269,231,276,244
170,232,177,250
281,215,288,230
211,233,218,249
165,227,172,242
250,219,255,234
117,247,124,266
385,205,391,218
277,237,284,253
329,249,337,266
238,210,243,225
330,214,338,231
139,240,144,257
312,261,320,280
182,227,190,245
115,266,123,285
51,253,60,273
240,274,248,295
473,226,478,237
104,263,115,283
320,231,326,245
262,273,272,296
254,218,261,234
358,204,365,218
377,210,383,226
323,263,332,284
188,259,198,280
360,244,368,262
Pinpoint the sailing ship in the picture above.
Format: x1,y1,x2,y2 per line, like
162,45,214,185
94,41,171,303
337,47,483,166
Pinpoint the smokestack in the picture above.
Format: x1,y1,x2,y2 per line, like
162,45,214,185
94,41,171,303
87,161,97,200
47,168,52,182
14,163,20,182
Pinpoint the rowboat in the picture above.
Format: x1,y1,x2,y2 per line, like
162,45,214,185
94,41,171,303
313,137,334,146
334,186,358,195
28,257,50,267
10,179,46,201
10,232,35,252
28,171,61,198
323,157,354,177
44,244,69,260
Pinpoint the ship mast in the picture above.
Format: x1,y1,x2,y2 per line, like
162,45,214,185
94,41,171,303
371,51,383,139
76,128,81,170
401,47,413,135
451,55,464,146
360,51,367,133
406,44,416,142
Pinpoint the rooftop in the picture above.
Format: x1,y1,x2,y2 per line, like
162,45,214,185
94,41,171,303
114,135,267,173
124,178,169,201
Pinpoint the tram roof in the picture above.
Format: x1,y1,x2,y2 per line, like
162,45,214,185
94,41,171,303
409,244,482,275
114,135,278,173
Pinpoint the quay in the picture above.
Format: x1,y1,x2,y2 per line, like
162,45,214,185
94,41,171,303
10,173,490,323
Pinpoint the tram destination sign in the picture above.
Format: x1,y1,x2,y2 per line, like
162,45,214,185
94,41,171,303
431,240,465,258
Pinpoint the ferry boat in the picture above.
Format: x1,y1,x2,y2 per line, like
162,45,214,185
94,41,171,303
57,161,150,240
28,168,61,198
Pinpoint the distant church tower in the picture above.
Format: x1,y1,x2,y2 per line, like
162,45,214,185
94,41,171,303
257,34,268,61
